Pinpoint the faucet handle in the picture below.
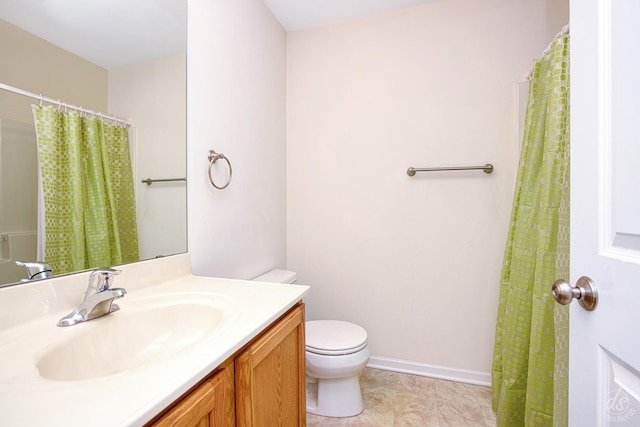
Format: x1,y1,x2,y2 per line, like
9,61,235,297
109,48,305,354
89,267,122,292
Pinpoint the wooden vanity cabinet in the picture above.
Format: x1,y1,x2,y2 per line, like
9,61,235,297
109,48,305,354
148,303,305,427
150,360,235,427
235,303,306,426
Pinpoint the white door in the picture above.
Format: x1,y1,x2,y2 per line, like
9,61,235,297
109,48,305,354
567,0,640,425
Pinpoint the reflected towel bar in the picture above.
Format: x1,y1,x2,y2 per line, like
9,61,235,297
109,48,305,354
141,177,187,186
407,164,494,176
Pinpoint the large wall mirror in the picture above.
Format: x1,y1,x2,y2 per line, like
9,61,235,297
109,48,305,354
0,1,187,287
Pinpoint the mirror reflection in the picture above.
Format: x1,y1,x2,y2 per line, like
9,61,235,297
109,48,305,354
0,1,187,287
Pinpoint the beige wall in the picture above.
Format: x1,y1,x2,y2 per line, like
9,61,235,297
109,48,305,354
108,54,187,260
286,0,569,381
0,19,107,123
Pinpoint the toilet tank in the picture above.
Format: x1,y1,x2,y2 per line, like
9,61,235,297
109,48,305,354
253,269,297,284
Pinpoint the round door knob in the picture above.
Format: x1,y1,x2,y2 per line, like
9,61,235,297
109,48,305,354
552,276,598,311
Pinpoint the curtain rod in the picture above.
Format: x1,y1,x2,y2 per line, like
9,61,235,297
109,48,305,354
0,82,132,127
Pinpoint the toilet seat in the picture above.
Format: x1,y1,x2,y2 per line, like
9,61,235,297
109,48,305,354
306,320,368,356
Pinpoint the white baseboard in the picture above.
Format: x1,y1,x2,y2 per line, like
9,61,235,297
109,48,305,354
366,356,491,387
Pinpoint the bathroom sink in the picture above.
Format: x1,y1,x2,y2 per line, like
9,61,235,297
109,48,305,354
37,297,226,381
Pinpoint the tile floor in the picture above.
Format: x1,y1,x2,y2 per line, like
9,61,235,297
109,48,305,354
306,368,496,427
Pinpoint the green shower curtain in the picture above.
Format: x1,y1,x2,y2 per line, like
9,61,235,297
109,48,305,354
33,105,139,275
492,30,570,426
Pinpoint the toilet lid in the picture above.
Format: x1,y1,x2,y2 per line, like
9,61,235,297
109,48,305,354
305,320,368,356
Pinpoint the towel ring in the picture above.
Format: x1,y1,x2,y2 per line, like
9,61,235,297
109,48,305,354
208,150,232,190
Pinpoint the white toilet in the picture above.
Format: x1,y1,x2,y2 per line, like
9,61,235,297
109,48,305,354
253,269,370,417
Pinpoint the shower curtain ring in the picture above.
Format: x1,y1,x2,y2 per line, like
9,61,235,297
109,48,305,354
207,149,232,190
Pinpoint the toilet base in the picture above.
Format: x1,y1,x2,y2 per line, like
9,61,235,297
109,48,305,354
306,375,364,417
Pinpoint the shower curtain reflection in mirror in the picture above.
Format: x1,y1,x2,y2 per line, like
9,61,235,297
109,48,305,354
32,105,139,275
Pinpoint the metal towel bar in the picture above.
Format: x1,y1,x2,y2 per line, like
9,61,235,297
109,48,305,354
141,177,187,186
407,164,494,176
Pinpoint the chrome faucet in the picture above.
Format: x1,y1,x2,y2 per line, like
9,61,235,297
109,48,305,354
57,267,126,327
16,261,53,281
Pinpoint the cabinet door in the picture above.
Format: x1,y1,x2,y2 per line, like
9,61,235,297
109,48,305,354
151,361,235,427
235,304,306,427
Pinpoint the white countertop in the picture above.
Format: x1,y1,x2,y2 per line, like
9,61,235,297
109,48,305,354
0,254,309,426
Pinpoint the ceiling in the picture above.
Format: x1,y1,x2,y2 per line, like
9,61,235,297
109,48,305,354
263,0,439,31
0,0,438,70
0,0,187,70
